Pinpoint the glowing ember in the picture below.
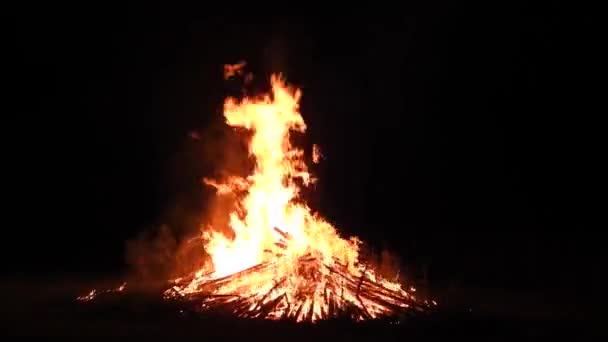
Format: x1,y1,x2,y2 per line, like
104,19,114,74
312,144,323,164
162,69,433,322
77,282,126,302
224,61,247,79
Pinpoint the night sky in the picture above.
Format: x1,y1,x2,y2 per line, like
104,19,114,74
5,6,601,298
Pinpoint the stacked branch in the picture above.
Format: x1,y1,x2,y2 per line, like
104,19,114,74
79,228,434,323
165,236,433,322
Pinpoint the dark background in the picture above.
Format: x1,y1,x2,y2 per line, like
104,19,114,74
4,5,602,317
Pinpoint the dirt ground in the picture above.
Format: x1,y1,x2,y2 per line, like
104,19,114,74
0,275,595,339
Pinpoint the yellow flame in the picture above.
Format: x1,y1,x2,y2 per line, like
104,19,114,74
200,74,359,278
170,71,417,321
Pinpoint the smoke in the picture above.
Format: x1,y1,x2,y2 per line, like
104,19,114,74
125,225,179,285
124,117,252,286
359,243,404,284
378,248,403,283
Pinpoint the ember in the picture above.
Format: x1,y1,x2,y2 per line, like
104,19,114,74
77,282,126,302
79,65,435,322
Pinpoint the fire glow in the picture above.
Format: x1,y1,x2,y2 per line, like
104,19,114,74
77,64,434,322
160,66,433,322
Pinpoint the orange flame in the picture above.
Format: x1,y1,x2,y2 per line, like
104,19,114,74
77,282,127,302
166,69,423,322
312,144,323,164
224,61,247,79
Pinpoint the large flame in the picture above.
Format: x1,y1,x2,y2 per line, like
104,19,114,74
203,75,359,276
166,70,424,322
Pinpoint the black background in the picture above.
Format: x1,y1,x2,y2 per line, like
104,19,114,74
4,5,602,302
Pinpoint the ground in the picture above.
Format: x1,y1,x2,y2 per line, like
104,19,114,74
1,275,595,339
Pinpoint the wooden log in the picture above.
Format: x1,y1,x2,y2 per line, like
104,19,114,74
357,278,410,297
325,263,417,305
253,277,286,311
293,300,305,321
327,294,335,318
358,283,411,303
355,293,372,319
357,292,406,313
273,227,291,240
201,262,268,287
275,241,288,250
319,298,327,320
298,256,319,264
306,298,315,322
356,265,368,294
258,293,286,319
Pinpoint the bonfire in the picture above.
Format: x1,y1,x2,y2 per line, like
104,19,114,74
79,63,436,322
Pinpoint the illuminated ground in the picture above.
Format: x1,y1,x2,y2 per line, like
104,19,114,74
2,275,594,339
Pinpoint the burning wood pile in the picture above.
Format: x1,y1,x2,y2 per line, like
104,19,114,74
163,230,432,322
78,64,436,322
